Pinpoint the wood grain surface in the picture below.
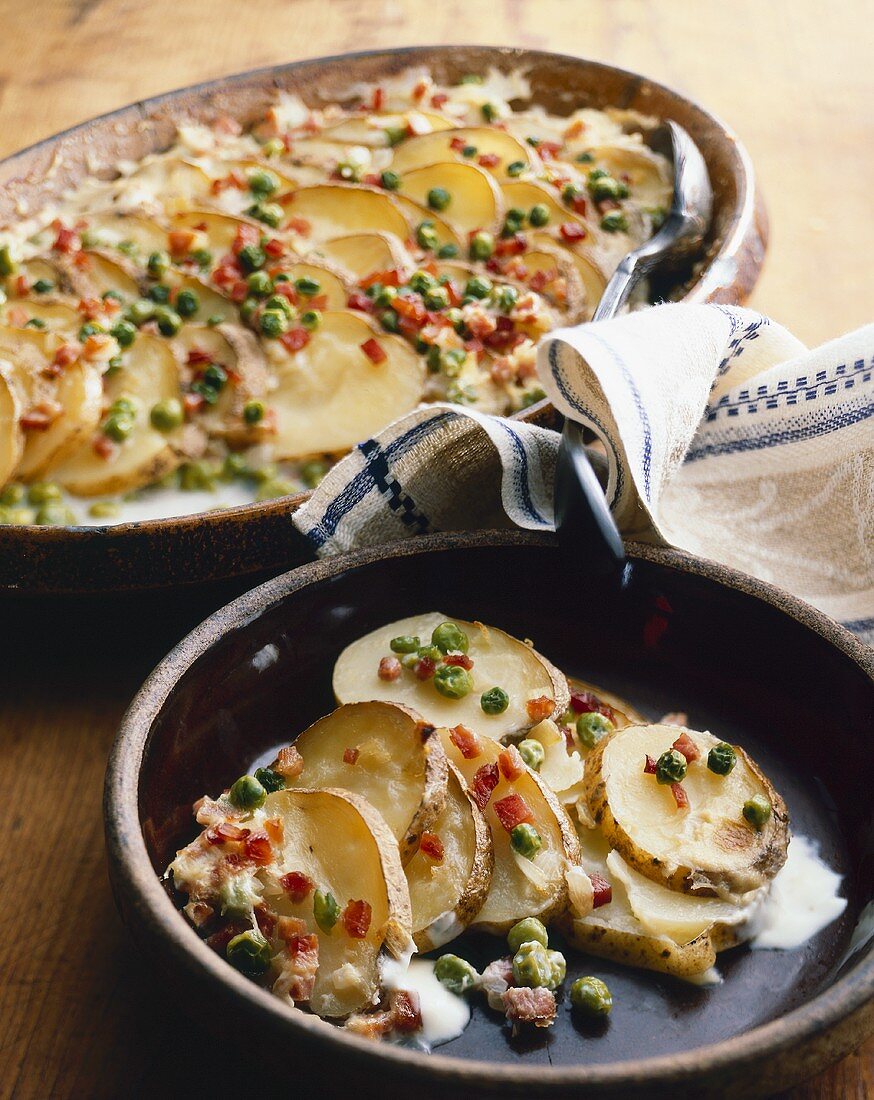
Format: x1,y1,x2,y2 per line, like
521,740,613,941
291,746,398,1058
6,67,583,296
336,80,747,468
0,2,870,1098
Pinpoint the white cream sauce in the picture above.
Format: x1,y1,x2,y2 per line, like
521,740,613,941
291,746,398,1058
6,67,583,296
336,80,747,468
380,957,470,1049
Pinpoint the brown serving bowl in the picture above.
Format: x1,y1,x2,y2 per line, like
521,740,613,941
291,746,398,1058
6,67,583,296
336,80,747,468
0,45,767,596
104,531,872,1099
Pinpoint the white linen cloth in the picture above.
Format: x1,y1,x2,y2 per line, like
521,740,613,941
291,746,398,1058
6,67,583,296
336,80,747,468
292,304,874,643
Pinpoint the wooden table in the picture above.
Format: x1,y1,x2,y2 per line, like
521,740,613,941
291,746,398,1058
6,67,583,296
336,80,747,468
0,2,870,1097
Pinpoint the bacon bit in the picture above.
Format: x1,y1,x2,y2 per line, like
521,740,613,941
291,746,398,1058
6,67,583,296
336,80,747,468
570,690,600,714
14,274,31,297
498,744,526,782
76,297,103,320
412,79,428,102
442,653,473,669
672,732,701,763
671,782,690,810
390,989,422,1033
470,762,500,811
276,915,308,945
526,695,554,722
589,872,613,908
274,745,304,779
478,153,500,168
370,86,385,111
361,267,400,289
6,306,28,327
206,821,250,844
232,223,260,256
244,831,273,865
186,900,214,928
414,656,437,681
419,832,444,863
279,328,311,353
92,434,117,459
277,930,320,1002
280,871,315,902
183,392,206,419
494,793,535,832
264,816,284,844
564,119,586,139
559,221,587,243
228,279,248,304
286,216,311,237
343,746,360,765
392,294,426,323
52,223,81,253
431,92,449,109
538,141,563,159
464,337,484,360
342,899,372,938
495,233,527,257
450,136,468,153
449,724,482,760
20,403,62,431
502,985,556,1027
644,754,658,775
254,904,277,937
168,228,198,257
272,281,298,305
361,337,387,364
82,333,114,360
347,290,374,313
570,194,588,216
213,115,243,136
205,922,247,954
377,656,401,682
211,171,247,196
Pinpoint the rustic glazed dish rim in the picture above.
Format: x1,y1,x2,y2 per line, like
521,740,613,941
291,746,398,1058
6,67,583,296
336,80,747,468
104,532,873,1090
1,43,759,540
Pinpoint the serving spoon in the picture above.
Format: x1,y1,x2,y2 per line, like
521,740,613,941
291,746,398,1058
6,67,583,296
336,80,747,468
553,121,714,580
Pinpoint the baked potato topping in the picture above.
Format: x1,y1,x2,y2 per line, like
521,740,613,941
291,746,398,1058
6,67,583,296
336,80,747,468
0,68,671,525
165,615,818,1046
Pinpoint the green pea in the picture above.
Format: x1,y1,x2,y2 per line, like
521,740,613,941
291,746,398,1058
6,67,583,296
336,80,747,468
335,161,361,183
390,635,420,654
111,397,137,417
512,940,552,987
264,294,294,317
0,482,24,506
147,250,170,278
301,459,328,489
243,399,265,425
655,748,687,785
507,160,526,177
297,310,319,331
35,503,76,526
149,399,184,432
226,929,271,977
228,774,267,810
570,976,612,1018
436,242,459,259
433,664,473,699
492,285,518,312
192,248,213,270
380,169,401,191
427,187,451,212
518,739,545,771
384,126,408,147
102,289,124,304
423,286,449,310
153,306,181,336
409,271,437,293
588,175,625,201
562,182,583,205
105,356,123,376
588,168,609,182
507,916,548,954
0,245,18,276
415,221,439,251
379,308,400,333
526,136,540,147
600,211,628,233
255,477,294,501
25,319,47,330
417,644,442,661
260,309,289,338
649,206,668,231
433,954,479,995
576,151,594,164
546,949,566,991
373,286,397,309
511,822,542,859
254,766,285,793
78,322,104,341
294,276,321,297
576,711,614,749
313,889,341,933
1,506,35,525
247,168,279,196
444,306,465,332
459,73,483,84
480,687,509,715
33,278,54,294
708,742,737,776
126,299,156,326
27,481,61,505
247,271,273,298
480,102,498,122
206,314,224,326
261,137,284,157
172,288,198,318
468,230,495,261
464,276,492,300
237,244,266,274
103,411,135,443
117,239,139,258
431,621,469,653
528,203,550,227
179,460,218,491
221,453,251,481
111,319,137,347
502,207,525,236
743,794,772,830
440,348,467,377
88,501,120,520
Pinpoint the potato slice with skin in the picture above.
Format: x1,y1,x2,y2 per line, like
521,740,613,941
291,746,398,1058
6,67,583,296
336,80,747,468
502,179,587,232
17,358,103,480
55,333,181,495
527,230,609,314
167,273,237,325
1,299,81,334
311,232,412,281
82,212,169,257
588,144,673,210
441,731,579,933
399,162,503,236
0,361,25,485
123,156,212,203
279,259,352,309
585,724,789,899
267,310,424,459
333,611,570,739
389,127,540,178
279,701,448,865
505,246,586,323
279,184,410,243
406,762,493,951
390,193,462,250
262,787,412,1017
321,110,457,147
172,210,261,260
567,675,649,730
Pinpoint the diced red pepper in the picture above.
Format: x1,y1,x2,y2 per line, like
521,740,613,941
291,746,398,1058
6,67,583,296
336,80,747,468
591,872,613,908
347,290,374,313
230,279,249,303
443,653,473,669
392,294,426,322
450,136,468,153
470,762,500,811
538,141,562,159
361,338,387,364
52,344,79,369
526,695,554,722
495,233,527,257
644,754,658,774
559,222,587,243
183,392,206,419
378,656,402,682
286,216,311,237
92,434,117,459
244,831,273,865
494,793,535,832
343,746,360,765
280,871,315,902
15,274,31,296
371,87,385,111
449,725,481,760
280,328,311,353
419,832,444,863
672,732,701,763
360,267,401,289
52,222,81,253
342,899,372,938
264,237,287,258
430,92,449,109
478,153,500,168
232,223,260,255
20,405,60,432
671,782,690,810
168,228,198,257
498,745,525,782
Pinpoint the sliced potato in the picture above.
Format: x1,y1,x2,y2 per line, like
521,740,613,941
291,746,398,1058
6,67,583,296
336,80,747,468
82,212,169,257
0,361,25,485
441,731,579,933
399,162,503,235
312,232,411,281
390,193,463,249
55,333,181,495
584,724,790,899
123,156,212,203
528,230,609,312
406,762,493,951
333,611,570,739
171,210,260,259
279,701,448,864
506,246,586,323
502,179,587,232
267,310,424,459
17,358,103,480
0,299,81,334
588,144,673,210
167,273,237,324
279,184,410,243
262,787,412,1017
389,127,539,178
321,111,457,147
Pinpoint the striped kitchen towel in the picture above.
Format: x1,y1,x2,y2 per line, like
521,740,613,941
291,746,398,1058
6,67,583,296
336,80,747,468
292,304,874,643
